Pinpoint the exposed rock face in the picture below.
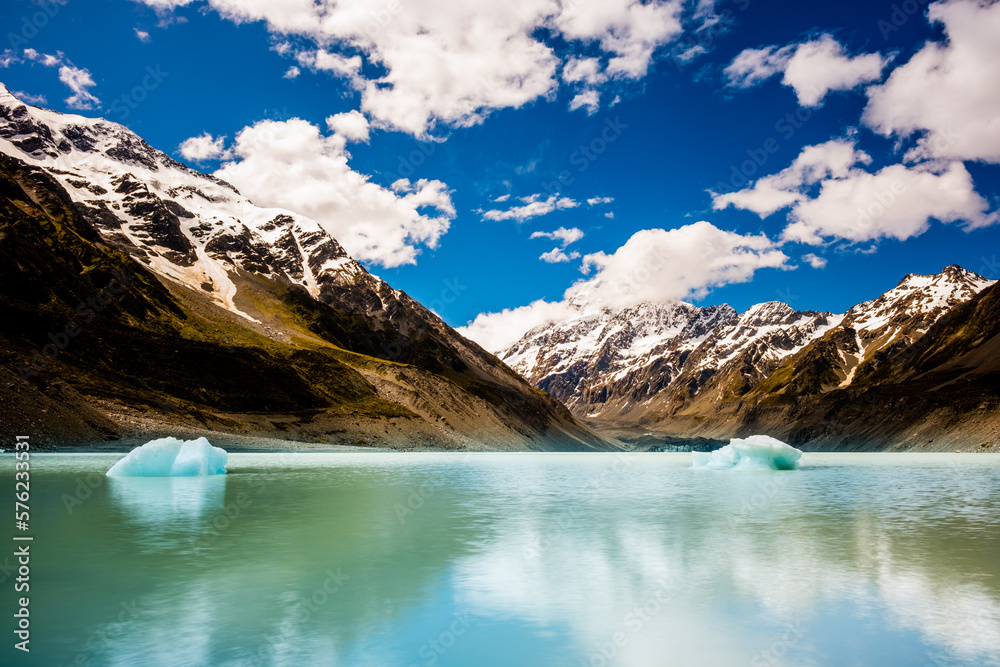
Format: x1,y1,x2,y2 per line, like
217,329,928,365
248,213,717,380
501,299,843,422
503,302,737,408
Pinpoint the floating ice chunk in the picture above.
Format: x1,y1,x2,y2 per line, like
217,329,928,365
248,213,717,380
691,435,801,471
106,437,228,477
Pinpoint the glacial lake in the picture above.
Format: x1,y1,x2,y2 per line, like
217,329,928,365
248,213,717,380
2,452,999,666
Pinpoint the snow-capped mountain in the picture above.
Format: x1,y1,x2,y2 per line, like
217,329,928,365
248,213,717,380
500,298,841,417
0,84,610,450
502,301,736,406
0,82,370,321
832,265,994,387
499,265,994,429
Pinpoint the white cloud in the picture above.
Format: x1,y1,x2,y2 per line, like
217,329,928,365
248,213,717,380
552,0,684,79
802,253,826,269
605,211,615,219
13,91,47,105
539,248,581,263
23,48,61,68
0,49,18,68
532,227,585,264
214,118,454,268
724,44,792,88
296,49,363,79
863,0,1000,163
568,89,600,115
530,227,585,246
178,132,231,163
713,139,870,217
573,222,789,305
562,57,606,86
587,196,614,206
459,221,789,352
135,29,152,42
457,300,579,353
493,194,511,203
325,110,370,143
481,194,579,222
715,138,997,244
782,161,996,244
20,49,101,110
283,65,300,79
138,0,695,137
726,34,889,107
58,65,100,109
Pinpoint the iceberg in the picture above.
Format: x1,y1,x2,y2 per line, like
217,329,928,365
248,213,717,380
691,435,802,471
106,437,228,477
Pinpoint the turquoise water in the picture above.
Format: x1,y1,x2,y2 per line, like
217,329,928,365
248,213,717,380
2,452,999,666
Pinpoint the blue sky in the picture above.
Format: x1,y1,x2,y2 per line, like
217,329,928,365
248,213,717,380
2,0,998,350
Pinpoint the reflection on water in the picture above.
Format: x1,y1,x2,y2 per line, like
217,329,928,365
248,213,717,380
108,476,228,527
3,453,999,666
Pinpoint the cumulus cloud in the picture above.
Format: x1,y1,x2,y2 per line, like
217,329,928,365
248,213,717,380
458,221,789,351
713,139,870,217
283,65,300,79
530,227,585,246
802,253,826,269
295,49,363,78
457,300,579,353
863,0,1000,163
137,0,695,136
782,161,996,244
178,132,231,163
214,118,454,268
325,110,370,143
562,57,606,86
21,49,101,109
58,65,101,109
568,90,600,115
23,48,61,68
587,196,614,206
539,248,581,263
492,194,511,203
532,226,585,263
553,0,684,79
135,29,152,42
481,194,579,222
725,34,889,107
715,139,997,244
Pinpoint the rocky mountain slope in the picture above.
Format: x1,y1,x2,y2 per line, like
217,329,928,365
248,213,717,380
686,276,1000,451
502,301,737,408
0,84,612,451
502,297,844,420
500,264,997,449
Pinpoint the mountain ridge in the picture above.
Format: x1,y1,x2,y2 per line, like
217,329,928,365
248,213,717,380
499,262,997,450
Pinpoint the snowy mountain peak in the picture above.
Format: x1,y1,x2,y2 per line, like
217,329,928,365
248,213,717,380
0,86,373,322
847,265,994,334
499,264,990,422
